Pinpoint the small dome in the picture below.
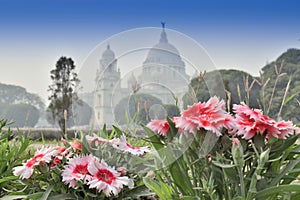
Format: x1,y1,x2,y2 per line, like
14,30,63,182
102,44,115,60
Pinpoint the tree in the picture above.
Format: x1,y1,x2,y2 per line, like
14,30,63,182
3,103,39,127
183,69,261,112
48,56,80,134
163,104,180,118
0,83,45,111
70,99,93,126
260,48,300,123
114,93,163,125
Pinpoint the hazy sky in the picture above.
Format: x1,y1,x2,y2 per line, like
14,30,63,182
0,0,300,103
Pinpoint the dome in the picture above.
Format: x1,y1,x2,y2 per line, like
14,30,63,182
143,28,184,68
99,44,118,72
102,44,115,60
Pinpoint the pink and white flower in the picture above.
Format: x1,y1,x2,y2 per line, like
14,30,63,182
146,117,184,136
85,133,111,146
233,103,298,139
87,159,132,197
296,127,300,134
13,147,54,179
274,120,297,139
112,135,150,156
70,140,82,152
146,119,171,136
61,155,94,188
176,97,233,136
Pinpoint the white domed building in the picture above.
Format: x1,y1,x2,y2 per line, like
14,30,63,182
93,25,189,127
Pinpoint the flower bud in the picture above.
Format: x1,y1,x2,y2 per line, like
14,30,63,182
232,138,244,169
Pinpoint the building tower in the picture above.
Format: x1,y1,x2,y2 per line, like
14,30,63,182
94,44,120,127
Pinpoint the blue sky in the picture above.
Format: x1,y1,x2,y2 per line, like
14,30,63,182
0,0,300,102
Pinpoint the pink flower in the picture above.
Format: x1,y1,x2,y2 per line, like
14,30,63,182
146,119,170,136
296,127,300,134
70,140,82,152
51,146,72,168
207,153,212,162
233,103,297,139
13,147,54,179
112,135,150,156
176,97,232,136
87,159,132,197
146,117,184,136
85,133,111,146
116,167,127,176
61,155,94,188
274,120,297,139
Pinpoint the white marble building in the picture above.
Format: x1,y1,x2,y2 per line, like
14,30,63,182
93,26,189,127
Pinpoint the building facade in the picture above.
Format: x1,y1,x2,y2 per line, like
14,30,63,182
93,26,189,127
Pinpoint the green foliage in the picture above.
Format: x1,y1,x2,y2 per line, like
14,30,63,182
0,83,44,127
144,117,300,199
0,83,45,111
2,103,39,127
46,99,92,127
261,48,300,122
143,177,173,200
48,56,80,133
184,69,261,111
163,104,180,117
0,120,32,197
2,124,152,199
114,93,163,125
72,99,93,126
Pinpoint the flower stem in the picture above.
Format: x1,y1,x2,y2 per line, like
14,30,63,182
238,168,246,198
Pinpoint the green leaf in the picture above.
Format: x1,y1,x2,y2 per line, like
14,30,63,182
27,192,44,199
212,161,235,168
0,176,18,184
142,125,164,150
169,159,194,196
180,196,201,200
16,137,30,157
81,134,91,154
0,131,10,141
291,145,300,154
122,185,155,198
269,158,300,187
270,134,299,154
48,194,79,200
112,125,123,137
166,117,177,141
255,184,300,199
283,92,300,105
0,195,29,200
102,124,107,136
38,185,53,200
143,177,173,200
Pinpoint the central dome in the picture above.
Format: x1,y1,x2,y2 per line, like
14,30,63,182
139,25,189,92
143,29,185,67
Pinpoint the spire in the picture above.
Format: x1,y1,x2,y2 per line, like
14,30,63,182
161,22,166,29
160,22,168,43
107,43,110,50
